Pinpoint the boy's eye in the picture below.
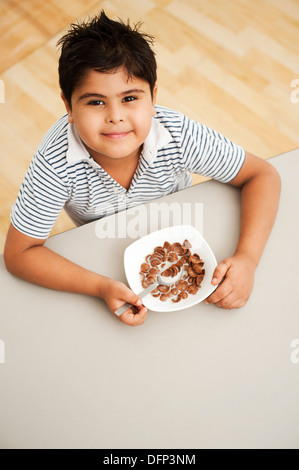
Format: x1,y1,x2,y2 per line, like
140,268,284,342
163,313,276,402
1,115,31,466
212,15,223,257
123,96,137,102
88,100,104,106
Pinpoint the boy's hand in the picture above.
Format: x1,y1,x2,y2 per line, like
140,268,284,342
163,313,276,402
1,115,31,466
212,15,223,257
205,253,256,309
103,279,148,326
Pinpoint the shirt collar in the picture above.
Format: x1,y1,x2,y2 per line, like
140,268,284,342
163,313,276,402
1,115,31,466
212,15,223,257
142,116,172,164
66,122,91,164
66,114,172,165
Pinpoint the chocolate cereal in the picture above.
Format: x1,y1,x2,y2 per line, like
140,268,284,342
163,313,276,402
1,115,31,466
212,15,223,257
139,240,205,303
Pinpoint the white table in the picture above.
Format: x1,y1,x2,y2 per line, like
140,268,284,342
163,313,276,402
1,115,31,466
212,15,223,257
0,149,298,449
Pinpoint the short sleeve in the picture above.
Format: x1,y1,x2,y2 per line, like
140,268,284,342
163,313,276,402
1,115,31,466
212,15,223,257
181,115,245,182
11,150,69,239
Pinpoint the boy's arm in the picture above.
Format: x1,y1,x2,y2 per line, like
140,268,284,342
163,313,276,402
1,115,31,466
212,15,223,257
4,224,147,325
205,152,281,308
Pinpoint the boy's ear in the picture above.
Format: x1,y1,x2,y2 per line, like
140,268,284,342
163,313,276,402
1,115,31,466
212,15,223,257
152,84,158,116
61,93,74,124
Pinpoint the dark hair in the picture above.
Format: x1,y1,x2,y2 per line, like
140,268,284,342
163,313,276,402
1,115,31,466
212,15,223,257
57,10,157,106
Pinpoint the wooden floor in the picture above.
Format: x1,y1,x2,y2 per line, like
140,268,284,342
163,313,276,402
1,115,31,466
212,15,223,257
1,0,299,253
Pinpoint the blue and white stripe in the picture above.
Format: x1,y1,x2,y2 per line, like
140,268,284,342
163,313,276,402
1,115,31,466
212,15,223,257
11,105,245,239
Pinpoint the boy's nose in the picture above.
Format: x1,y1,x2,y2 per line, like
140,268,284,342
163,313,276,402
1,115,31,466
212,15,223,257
105,104,124,124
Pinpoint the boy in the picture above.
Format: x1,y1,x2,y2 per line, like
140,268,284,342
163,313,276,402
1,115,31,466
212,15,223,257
4,11,281,326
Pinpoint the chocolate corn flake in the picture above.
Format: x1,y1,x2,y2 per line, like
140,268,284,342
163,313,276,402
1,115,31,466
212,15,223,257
139,239,205,303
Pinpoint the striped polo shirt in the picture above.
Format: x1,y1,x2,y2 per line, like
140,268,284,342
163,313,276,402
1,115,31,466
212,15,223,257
11,105,245,239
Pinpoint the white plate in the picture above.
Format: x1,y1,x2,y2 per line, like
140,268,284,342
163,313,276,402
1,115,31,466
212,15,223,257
124,225,218,312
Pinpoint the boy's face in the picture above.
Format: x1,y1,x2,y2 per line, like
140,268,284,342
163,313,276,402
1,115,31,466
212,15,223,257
62,67,157,164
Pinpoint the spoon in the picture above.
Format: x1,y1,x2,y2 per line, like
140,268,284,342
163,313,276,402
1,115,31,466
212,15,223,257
114,270,184,316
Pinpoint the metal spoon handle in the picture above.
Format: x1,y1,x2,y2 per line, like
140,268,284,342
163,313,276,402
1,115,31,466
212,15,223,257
114,302,134,317
114,283,158,316
114,270,184,316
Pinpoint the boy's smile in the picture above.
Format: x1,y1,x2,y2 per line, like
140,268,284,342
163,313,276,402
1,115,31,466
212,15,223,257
62,67,157,169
